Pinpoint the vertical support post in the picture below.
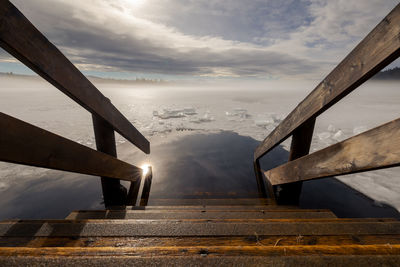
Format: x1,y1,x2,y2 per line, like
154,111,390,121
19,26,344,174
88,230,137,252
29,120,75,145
274,117,316,205
140,166,153,206
253,159,268,198
126,176,142,206
92,114,127,207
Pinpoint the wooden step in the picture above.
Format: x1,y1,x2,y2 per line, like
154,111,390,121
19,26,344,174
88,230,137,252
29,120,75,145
1,219,399,237
126,205,298,210
0,246,399,266
2,233,400,247
0,254,399,266
145,198,273,206
66,209,337,220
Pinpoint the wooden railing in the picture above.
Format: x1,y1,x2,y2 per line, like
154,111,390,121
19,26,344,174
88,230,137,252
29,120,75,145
254,3,400,204
0,1,149,206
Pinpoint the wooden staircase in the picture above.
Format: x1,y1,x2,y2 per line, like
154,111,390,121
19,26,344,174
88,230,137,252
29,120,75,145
1,198,400,266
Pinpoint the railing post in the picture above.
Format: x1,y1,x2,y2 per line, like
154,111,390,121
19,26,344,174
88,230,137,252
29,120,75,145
140,166,153,206
92,113,127,207
253,159,268,198
126,176,142,206
274,117,316,205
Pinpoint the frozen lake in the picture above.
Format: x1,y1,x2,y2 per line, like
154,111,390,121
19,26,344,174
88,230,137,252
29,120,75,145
1,75,400,218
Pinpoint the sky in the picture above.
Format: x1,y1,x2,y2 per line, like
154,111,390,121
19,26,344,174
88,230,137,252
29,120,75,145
0,0,399,80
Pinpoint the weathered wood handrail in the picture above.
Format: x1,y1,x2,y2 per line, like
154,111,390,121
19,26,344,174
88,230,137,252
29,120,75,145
254,3,400,161
0,112,142,182
0,0,150,154
265,118,400,185
254,3,400,202
0,1,150,206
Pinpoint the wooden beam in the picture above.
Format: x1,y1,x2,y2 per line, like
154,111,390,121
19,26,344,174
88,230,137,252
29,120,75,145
253,159,269,198
92,115,127,206
140,166,152,206
264,118,400,185
254,3,400,160
0,112,142,182
0,1,149,154
274,117,316,205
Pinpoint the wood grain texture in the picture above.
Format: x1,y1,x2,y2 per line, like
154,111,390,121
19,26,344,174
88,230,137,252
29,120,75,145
0,112,142,182
64,210,337,220
0,0,149,153
265,118,400,185
92,115,127,206
0,245,400,257
1,219,400,236
3,234,400,248
275,117,316,204
255,3,400,160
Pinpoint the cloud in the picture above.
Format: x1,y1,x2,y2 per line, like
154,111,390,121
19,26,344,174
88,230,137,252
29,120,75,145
4,0,399,78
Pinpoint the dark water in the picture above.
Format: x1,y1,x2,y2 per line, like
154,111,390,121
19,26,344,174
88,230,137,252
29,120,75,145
0,131,398,219
129,131,289,199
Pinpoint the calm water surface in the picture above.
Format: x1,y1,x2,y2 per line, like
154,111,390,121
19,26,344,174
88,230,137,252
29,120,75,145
0,131,398,220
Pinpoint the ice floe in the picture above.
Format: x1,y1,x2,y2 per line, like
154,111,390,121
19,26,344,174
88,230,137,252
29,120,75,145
153,107,197,119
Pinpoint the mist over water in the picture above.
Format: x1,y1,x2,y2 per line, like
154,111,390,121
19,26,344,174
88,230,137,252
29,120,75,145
1,75,400,218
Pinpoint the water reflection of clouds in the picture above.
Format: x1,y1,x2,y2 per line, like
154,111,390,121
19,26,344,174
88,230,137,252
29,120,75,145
127,131,288,199
0,131,398,220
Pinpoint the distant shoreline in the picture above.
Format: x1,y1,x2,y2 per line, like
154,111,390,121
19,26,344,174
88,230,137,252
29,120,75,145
2,68,400,82
0,71,169,85
371,67,400,80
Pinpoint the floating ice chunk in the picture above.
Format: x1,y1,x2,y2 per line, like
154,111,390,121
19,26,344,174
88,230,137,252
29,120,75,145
225,108,250,119
327,124,336,132
271,114,283,123
183,107,197,115
255,119,274,127
153,107,197,119
156,109,185,119
353,126,367,135
318,132,331,140
332,130,344,140
190,113,214,123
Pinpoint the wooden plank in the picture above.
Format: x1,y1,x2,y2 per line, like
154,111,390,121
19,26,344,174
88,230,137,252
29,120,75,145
253,159,269,198
1,220,400,236
124,205,298,210
3,234,400,247
0,245,400,257
65,210,337,220
92,115,127,206
140,166,152,206
126,176,142,206
265,118,400,185
71,207,328,212
0,255,399,266
275,117,316,204
145,198,273,206
0,112,142,182
0,1,149,153
254,3,400,160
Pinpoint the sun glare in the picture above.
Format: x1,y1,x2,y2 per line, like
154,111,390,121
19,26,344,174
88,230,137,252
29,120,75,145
141,164,151,176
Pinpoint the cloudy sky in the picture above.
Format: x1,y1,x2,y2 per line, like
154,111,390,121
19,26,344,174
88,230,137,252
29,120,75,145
0,0,399,80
